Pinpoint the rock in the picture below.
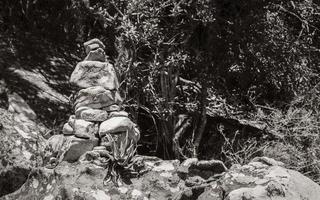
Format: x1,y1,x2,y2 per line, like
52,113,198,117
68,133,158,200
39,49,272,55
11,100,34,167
181,158,199,167
73,119,98,139
44,135,65,160
83,38,106,54
62,123,73,135
7,93,36,120
3,156,182,200
3,156,320,200
75,107,109,122
109,110,129,118
0,109,46,197
79,150,101,162
86,43,100,54
92,149,111,158
44,134,99,164
74,132,91,139
93,146,107,151
9,68,69,105
178,159,227,180
84,48,106,62
152,160,178,172
67,115,75,128
62,136,99,162
99,116,136,137
251,156,284,166
73,86,122,111
201,158,320,200
70,61,119,90
103,104,121,112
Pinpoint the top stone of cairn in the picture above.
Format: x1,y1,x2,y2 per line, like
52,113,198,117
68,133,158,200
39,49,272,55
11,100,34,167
83,38,106,54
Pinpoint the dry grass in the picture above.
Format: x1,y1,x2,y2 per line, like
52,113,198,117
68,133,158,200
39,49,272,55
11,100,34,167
213,84,320,183
252,89,320,182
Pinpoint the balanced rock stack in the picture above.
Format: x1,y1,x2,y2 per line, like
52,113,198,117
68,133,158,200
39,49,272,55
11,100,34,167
45,39,140,166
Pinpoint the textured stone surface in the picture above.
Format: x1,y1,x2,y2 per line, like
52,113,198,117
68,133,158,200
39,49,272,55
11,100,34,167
62,123,73,135
75,107,109,122
103,104,121,112
44,134,65,160
2,156,181,200
84,48,106,62
83,38,106,54
73,86,122,111
62,136,99,162
73,119,98,139
109,110,129,118
67,115,75,128
4,157,319,200
217,159,320,200
7,93,36,120
99,116,135,137
0,109,46,197
44,134,99,164
70,61,119,90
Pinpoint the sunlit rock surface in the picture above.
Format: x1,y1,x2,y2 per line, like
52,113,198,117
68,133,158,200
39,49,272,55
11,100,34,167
0,109,47,196
2,155,320,200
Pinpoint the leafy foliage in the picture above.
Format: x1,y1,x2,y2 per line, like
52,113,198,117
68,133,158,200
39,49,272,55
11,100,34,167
1,0,320,179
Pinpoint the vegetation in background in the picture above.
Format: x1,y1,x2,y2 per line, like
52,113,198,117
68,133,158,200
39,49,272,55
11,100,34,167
1,0,320,182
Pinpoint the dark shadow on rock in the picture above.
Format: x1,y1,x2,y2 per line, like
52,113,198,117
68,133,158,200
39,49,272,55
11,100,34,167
0,166,30,197
0,32,78,128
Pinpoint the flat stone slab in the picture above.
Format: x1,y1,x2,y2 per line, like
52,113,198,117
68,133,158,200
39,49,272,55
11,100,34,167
99,117,140,144
103,104,121,112
70,61,119,90
75,107,109,122
99,116,134,137
73,86,122,110
109,111,129,118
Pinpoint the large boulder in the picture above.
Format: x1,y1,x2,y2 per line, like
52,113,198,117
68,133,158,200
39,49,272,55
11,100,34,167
0,109,47,197
70,61,119,90
73,86,122,111
197,157,320,200
220,157,320,200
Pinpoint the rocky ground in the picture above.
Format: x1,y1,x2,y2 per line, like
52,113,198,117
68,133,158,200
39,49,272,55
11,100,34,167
1,107,320,200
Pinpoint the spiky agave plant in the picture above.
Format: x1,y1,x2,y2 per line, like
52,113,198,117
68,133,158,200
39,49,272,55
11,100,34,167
103,129,138,186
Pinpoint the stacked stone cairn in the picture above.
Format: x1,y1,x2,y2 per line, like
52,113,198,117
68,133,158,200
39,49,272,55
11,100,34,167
45,39,140,171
